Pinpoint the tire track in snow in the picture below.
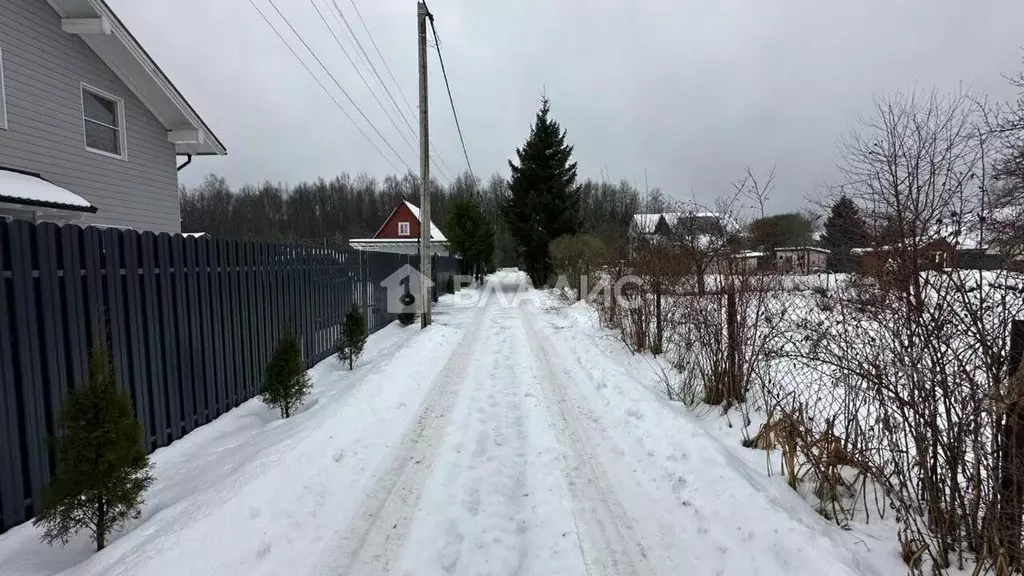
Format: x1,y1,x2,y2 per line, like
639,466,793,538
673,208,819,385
518,304,653,576
328,298,492,576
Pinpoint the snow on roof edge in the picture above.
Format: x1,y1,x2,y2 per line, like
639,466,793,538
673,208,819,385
0,169,96,213
402,200,447,241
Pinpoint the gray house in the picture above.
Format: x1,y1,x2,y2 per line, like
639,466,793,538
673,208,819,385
0,0,225,232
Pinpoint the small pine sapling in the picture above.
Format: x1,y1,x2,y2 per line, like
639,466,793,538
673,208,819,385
336,305,368,370
262,327,311,418
34,343,154,551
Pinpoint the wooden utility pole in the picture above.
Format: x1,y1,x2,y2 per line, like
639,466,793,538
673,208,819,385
417,1,432,327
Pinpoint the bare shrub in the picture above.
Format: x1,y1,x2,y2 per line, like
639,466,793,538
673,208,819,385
550,233,607,300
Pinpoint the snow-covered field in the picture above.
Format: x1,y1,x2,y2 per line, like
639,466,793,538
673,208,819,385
0,270,904,575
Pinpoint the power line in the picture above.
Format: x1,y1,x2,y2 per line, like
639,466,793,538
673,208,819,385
307,0,419,160
326,1,416,145
246,0,402,173
335,0,455,180
324,0,452,182
423,2,475,179
262,0,415,173
347,0,418,131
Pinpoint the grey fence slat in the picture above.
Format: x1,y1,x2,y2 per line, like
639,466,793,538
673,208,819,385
173,236,197,435
0,222,28,529
35,224,67,439
206,240,225,416
202,239,220,422
60,226,86,393
248,242,259,396
212,240,230,409
81,227,103,349
188,238,210,427
230,241,245,404
220,240,238,408
121,232,151,449
251,243,262,390
273,244,283,342
140,233,168,448
156,234,182,442
228,242,243,401
229,242,244,405
102,230,130,397
227,242,242,404
9,221,49,512
300,250,307,357
239,242,254,399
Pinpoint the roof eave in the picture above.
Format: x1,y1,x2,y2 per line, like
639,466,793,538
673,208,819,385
45,0,227,156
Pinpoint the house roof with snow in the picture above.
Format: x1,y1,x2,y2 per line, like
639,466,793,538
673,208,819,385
631,213,665,235
43,0,226,156
349,200,449,255
775,246,831,254
399,200,447,242
0,168,97,213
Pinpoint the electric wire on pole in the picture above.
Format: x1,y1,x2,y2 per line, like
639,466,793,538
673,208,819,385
308,0,420,159
346,0,454,178
263,0,416,172
422,1,475,179
247,0,404,173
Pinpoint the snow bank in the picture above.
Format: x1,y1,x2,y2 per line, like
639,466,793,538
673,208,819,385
529,291,906,575
0,297,477,576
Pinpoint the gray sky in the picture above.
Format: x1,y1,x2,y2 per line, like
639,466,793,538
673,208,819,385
109,0,1024,212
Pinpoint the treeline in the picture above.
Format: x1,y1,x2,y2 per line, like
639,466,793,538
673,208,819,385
179,169,645,266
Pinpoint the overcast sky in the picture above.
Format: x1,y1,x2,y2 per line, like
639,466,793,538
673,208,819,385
108,0,1024,212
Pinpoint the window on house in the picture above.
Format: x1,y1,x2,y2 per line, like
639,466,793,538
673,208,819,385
0,47,8,130
398,221,410,236
81,85,125,158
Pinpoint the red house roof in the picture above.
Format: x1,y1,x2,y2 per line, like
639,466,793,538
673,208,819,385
372,200,447,241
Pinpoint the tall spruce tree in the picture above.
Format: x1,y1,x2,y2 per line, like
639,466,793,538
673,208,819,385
35,344,154,551
822,195,869,272
503,97,581,286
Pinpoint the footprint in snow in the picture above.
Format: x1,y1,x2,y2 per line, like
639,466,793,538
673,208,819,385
463,486,481,516
438,521,464,574
256,541,272,560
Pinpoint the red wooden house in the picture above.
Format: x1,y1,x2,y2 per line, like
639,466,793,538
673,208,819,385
348,200,449,255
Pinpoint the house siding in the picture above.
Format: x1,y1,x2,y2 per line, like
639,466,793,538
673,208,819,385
0,0,181,232
376,203,421,239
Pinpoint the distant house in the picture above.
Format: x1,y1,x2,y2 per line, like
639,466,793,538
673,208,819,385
732,250,766,272
629,213,672,244
852,239,956,276
630,211,736,246
773,247,830,275
349,200,450,256
0,0,226,231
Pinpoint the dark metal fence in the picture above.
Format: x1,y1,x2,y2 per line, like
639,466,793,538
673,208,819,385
0,219,460,533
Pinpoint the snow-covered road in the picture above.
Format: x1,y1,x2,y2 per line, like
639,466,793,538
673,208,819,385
0,270,895,576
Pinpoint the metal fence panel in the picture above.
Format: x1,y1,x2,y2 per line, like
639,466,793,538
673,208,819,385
0,219,461,533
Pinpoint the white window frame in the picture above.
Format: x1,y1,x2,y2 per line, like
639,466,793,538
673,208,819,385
398,221,410,236
0,47,8,130
80,83,127,159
